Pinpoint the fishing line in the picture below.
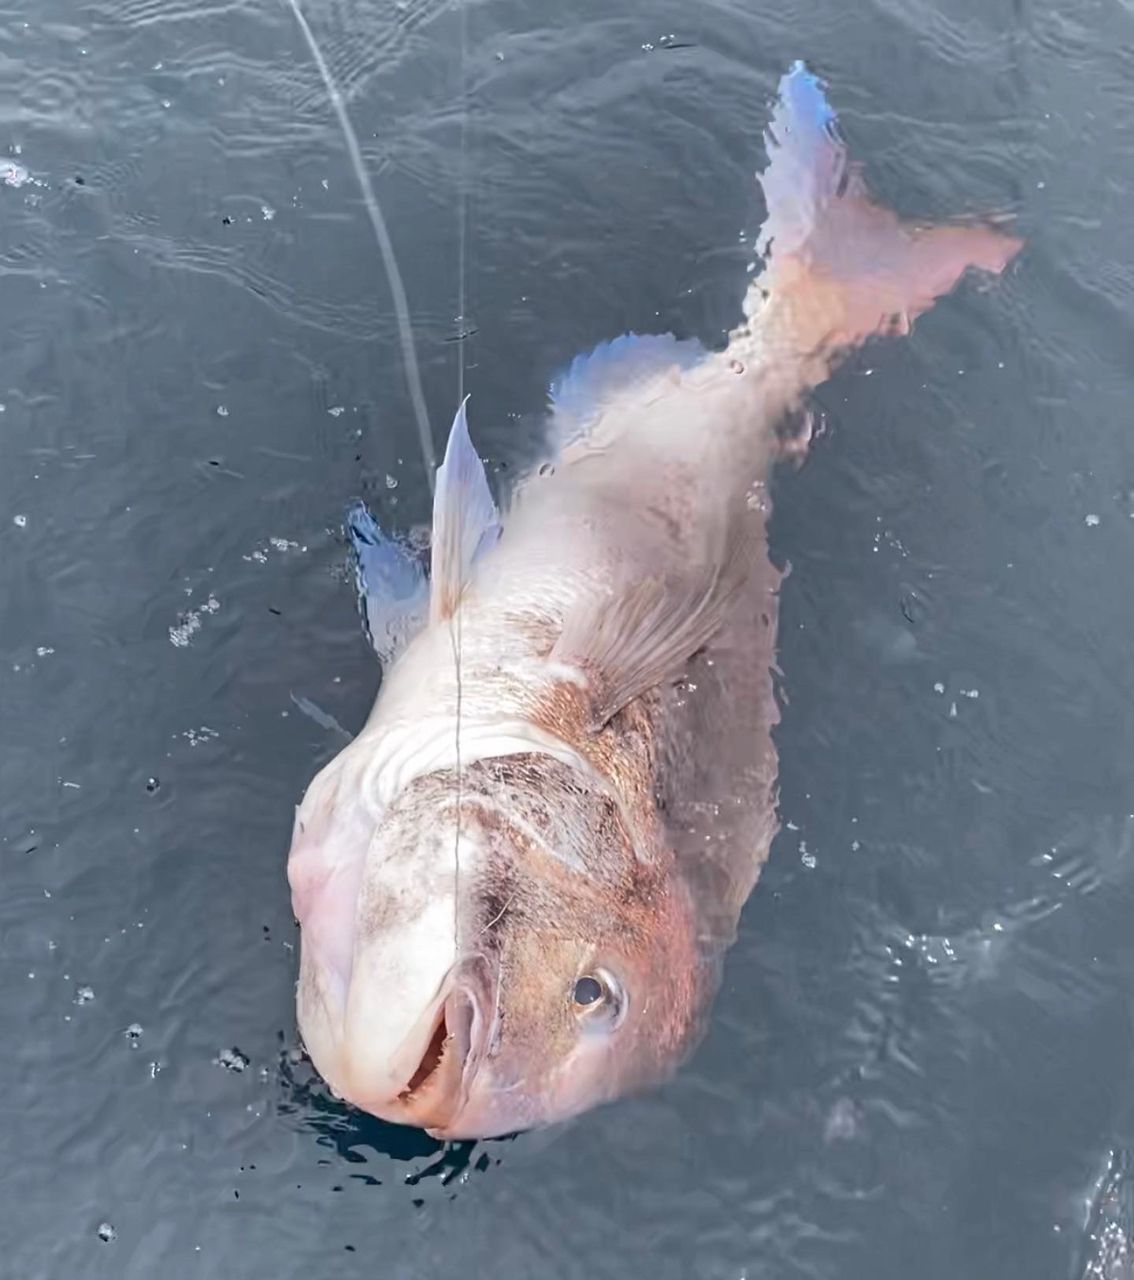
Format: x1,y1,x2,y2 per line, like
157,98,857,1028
451,0,471,971
284,0,437,488
455,0,469,404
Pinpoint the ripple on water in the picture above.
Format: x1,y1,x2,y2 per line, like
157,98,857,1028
1080,1149,1134,1280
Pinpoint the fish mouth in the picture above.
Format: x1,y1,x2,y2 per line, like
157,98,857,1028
395,958,494,1133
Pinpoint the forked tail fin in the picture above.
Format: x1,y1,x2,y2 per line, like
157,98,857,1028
743,61,1022,364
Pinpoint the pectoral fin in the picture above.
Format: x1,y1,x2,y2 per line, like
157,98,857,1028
553,524,756,729
347,501,428,665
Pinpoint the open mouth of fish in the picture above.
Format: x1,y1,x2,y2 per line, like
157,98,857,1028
393,963,493,1131
400,990,473,1096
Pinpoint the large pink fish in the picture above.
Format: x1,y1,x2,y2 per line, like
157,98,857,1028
287,62,1021,1138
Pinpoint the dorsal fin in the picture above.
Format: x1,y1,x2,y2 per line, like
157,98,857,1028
548,332,706,445
429,398,500,624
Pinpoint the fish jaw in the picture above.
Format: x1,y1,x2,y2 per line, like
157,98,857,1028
319,954,500,1134
383,956,501,1134
292,768,487,1120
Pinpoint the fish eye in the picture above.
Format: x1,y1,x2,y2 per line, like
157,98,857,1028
571,969,624,1021
572,975,605,1007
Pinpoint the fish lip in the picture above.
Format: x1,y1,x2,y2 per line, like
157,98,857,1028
453,952,497,1070
395,954,497,1130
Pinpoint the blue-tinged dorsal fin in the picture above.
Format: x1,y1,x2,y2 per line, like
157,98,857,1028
346,501,428,666
430,398,500,624
548,332,706,440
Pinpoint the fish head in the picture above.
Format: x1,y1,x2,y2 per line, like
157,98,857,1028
297,753,712,1139
440,851,710,1140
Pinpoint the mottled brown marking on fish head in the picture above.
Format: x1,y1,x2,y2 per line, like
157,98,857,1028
431,754,712,1136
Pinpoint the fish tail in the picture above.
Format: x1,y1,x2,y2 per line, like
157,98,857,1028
739,61,1022,366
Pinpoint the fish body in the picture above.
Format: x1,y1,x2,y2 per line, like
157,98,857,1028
287,63,1021,1138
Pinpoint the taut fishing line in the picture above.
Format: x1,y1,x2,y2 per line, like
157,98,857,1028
451,0,470,974
284,0,437,487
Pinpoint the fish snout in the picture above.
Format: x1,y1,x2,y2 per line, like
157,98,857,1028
394,957,497,1134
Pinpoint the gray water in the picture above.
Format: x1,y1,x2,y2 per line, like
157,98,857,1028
2,1,1133,1277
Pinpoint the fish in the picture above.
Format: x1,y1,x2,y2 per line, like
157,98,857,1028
286,61,1022,1139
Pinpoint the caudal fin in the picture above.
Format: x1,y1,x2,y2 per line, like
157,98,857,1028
745,61,1022,361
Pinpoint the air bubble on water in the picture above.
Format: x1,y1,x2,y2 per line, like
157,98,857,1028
97,1223,117,1243
385,474,398,489
182,726,219,747
1085,513,1100,527
1,160,30,187
74,985,95,1005
13,513,27,527
328,406,344,417
169,595,219,648
260,204,275,221
933,681,945,694
216,405,228,417
214,1046,250,1073
125,1023,143,1047
824,1097,860,1142
800,841,816,869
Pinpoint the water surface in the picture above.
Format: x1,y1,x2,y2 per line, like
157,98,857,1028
2,1,1133,1277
